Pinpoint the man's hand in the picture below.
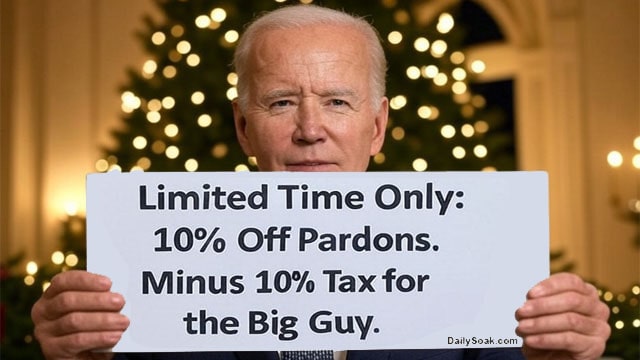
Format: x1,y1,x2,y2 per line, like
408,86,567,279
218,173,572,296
31,270,130,360
515,272,611,360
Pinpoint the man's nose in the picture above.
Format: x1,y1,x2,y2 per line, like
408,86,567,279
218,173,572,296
292,101,327,144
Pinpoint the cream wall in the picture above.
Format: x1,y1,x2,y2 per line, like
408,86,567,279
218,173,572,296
1,0,638,291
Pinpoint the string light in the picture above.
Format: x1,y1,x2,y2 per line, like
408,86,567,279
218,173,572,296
452,82,467,95
461,124,475,137
210,8,227,23
413,37,430,52
373,153,386,164
26,261,38,275
441,124,456,139
452,146,466,159
471,95,486,108
170,25,184,37
133,136,148,149
162,65,177,78
176,40,191,54
436,13,455,34
142,60,157,77
461,104,475,118
148,99,162,111
152,140,166,154
168,50,181,62
412,158,428,171
607,151,623,168
235,164,250,172
137,157,151,170
389,95,407,110
452,67,467,81
165,145,180,159
186,54,200,66
121,91,141,113
191,91,205,105
95,159,109,172
393,9,409,25
224,30,239,44
470,59,486,73
146,111,161,123
164,124,179,137
433,73,448,86
162,96,175,109
65,253,79,267
450,51,465,64
406,66,421,80
430,40,447,57
473,145,488,158
422,65,439,78
198,114,213,127
226,87,238,100
475,120,489,133
195,15,211,28
212,143,228,158
417,106,432,120
185,158,199,172
391,126,405,140
151,31,165,45
387,31,403,45
227,72,238,86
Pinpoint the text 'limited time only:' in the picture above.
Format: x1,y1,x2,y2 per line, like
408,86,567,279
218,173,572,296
138,182,465,215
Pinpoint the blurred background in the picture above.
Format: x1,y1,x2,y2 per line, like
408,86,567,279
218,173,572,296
1,0,638,358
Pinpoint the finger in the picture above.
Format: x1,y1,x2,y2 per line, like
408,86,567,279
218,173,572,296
526,273,592,299
516,311,610,338
38,330,124,360
521,331,607,360
43,271,112,299
33,290,126,324
516,290,606,320
38,311,130,338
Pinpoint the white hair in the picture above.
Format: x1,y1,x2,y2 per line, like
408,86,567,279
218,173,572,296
233,4,387,110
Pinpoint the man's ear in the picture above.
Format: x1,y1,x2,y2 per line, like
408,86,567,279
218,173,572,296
232,100,254,156
370,97,389,156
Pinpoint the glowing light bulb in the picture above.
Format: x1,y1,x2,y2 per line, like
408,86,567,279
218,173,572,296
412,158,428,172
210,8,227,22
195,15,211,28
387,31,403,45
198,114,213,127
471,60,486,73
26,261,38,275
441,125,456,139
151,32,165,45
437,13,455,34
413,37,429,52
225,30,239,43
607,151,623,168
176,40,191,54
191,91,205,105
185,159,199,172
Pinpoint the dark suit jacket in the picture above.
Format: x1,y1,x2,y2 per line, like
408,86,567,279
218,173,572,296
113,348,524,360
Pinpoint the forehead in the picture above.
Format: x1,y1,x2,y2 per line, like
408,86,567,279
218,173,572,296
247,24,371,83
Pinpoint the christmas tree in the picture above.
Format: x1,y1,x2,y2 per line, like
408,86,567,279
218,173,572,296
100,0,515,173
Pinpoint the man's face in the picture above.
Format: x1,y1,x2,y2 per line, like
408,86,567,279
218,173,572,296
233,24,388,172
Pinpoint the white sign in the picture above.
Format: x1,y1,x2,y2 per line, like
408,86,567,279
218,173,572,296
87,171,549,352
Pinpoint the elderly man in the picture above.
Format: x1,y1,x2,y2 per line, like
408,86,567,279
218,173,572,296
31,4,610,360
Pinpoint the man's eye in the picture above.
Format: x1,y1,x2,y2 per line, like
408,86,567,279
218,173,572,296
330,99,347,106
271,100,292,107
